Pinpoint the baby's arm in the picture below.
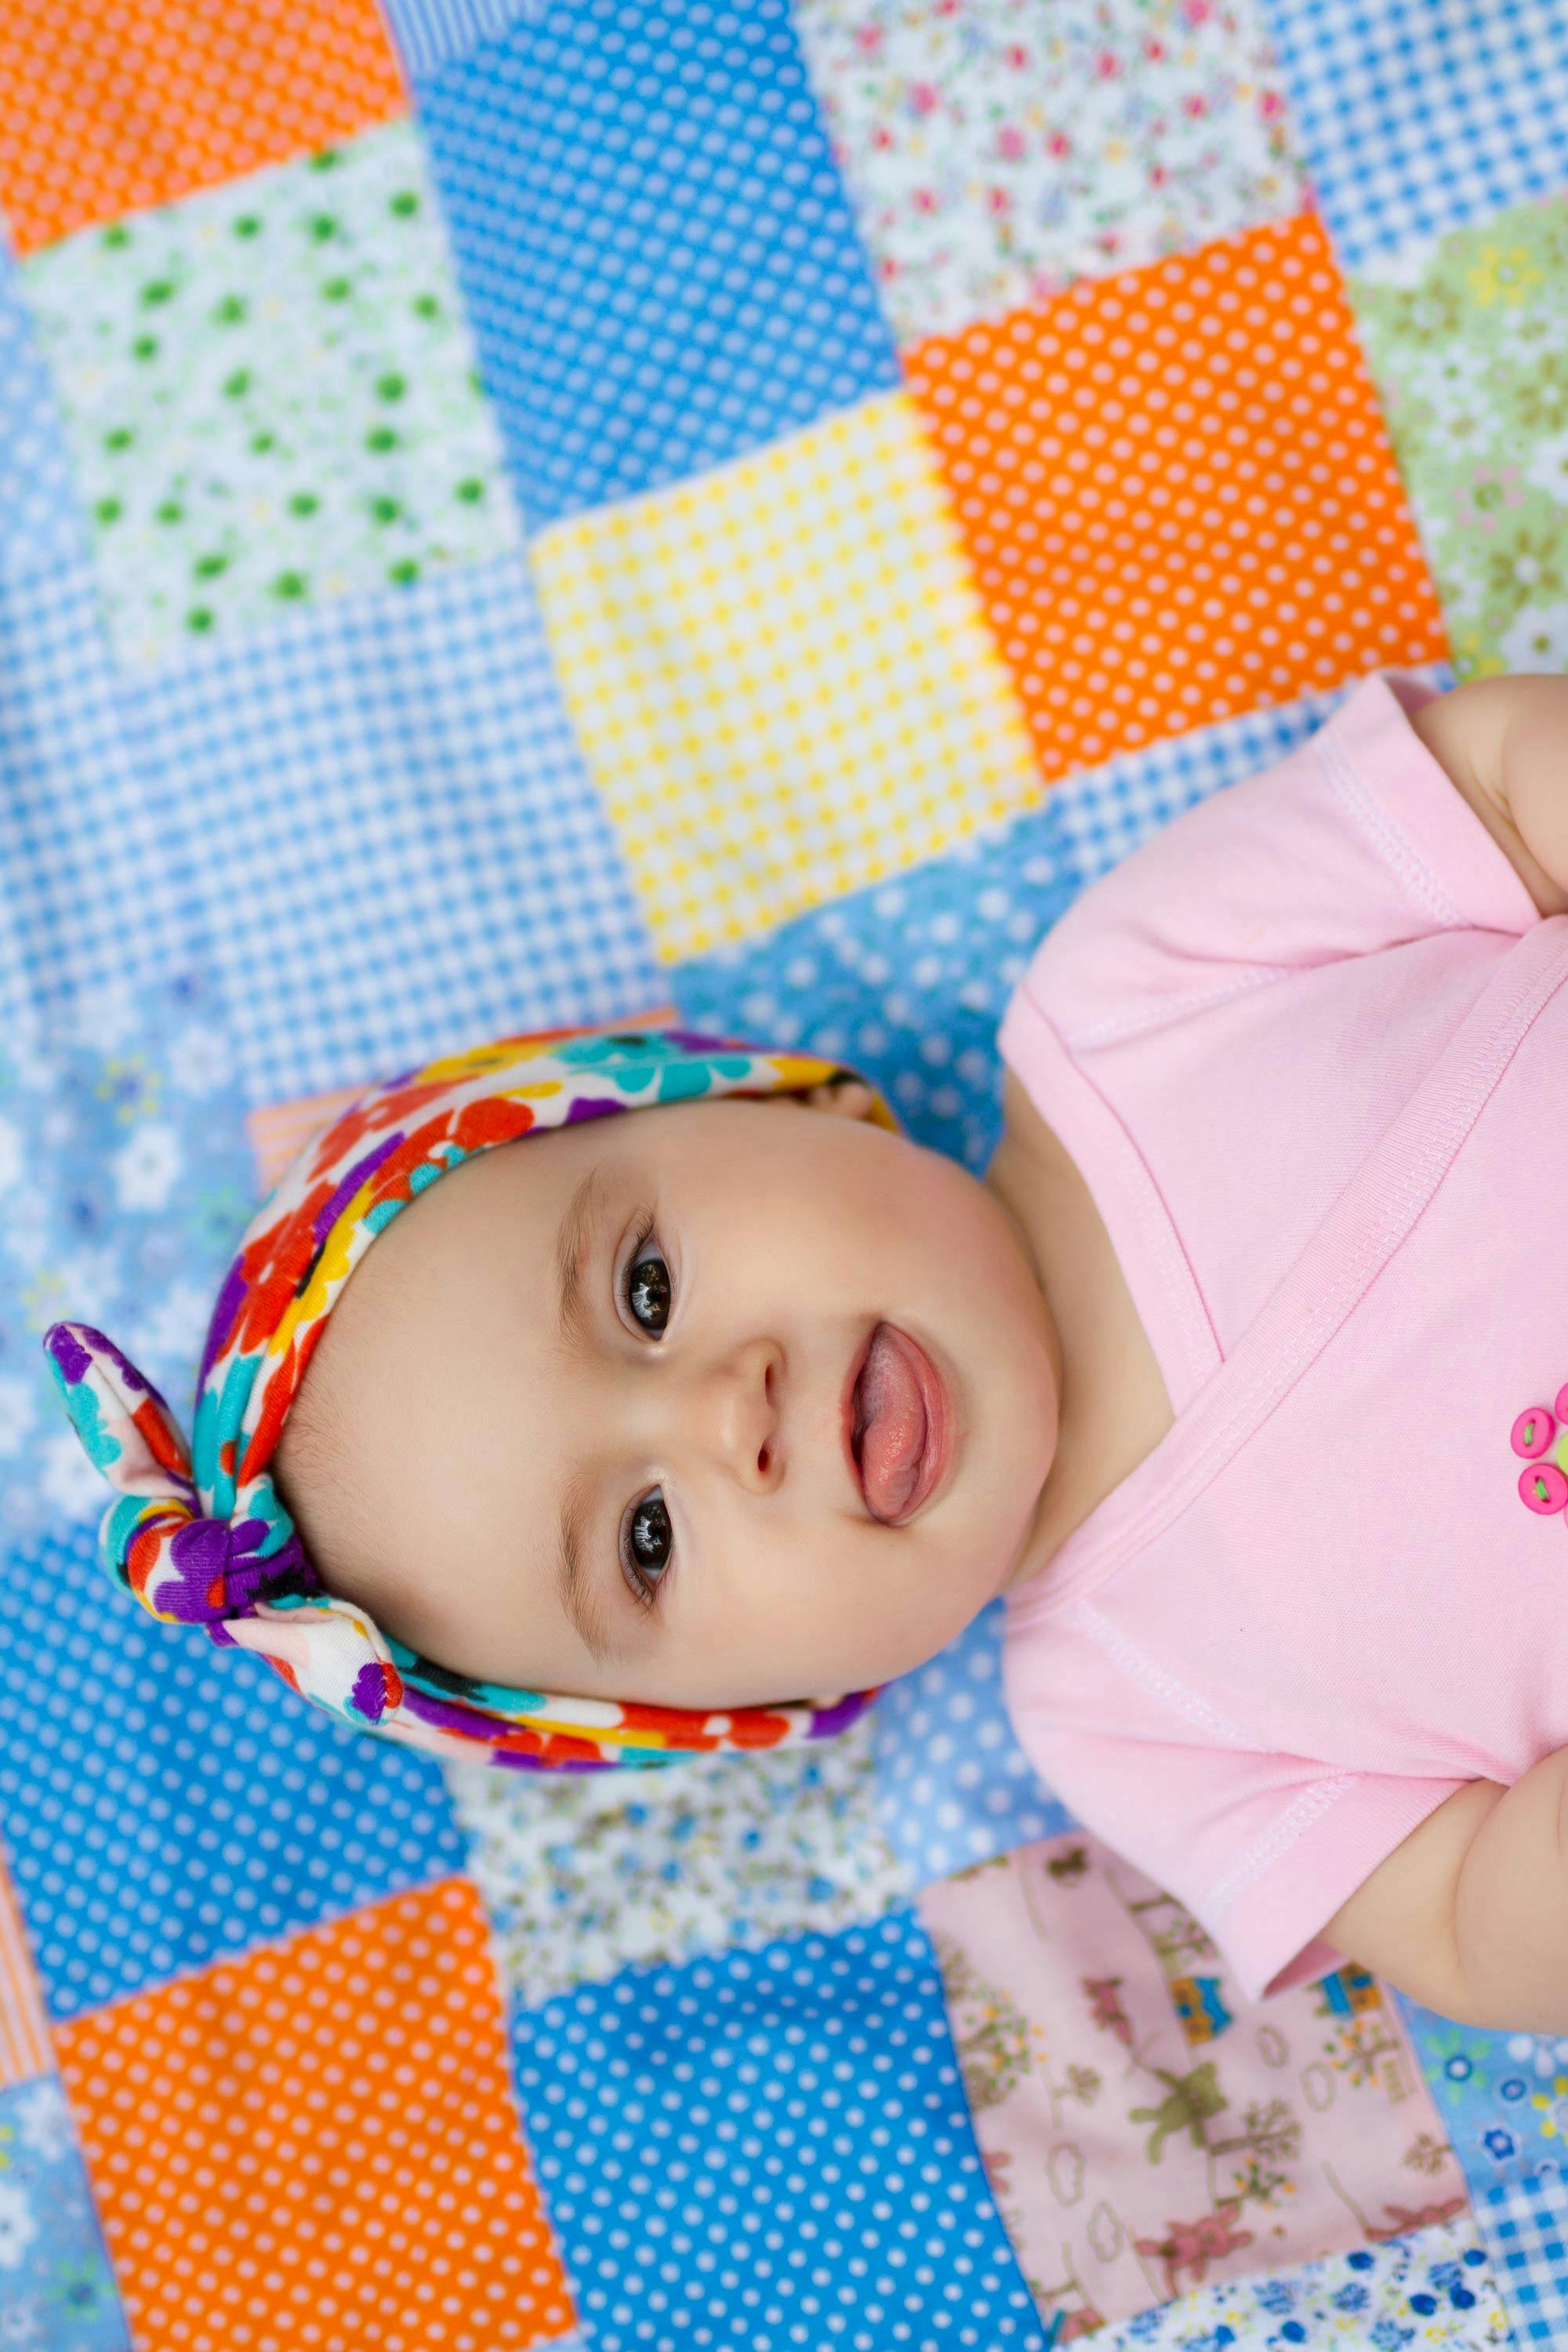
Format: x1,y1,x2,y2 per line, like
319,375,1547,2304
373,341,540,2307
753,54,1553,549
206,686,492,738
1411,674,1568,919
1323,1759,1568,2031
1326,677,1568,2027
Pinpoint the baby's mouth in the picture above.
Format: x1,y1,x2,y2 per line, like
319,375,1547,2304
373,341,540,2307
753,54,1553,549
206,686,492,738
847,1321,951,1523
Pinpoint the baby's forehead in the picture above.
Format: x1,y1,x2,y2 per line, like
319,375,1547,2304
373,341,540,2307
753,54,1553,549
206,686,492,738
296,1084,828,1395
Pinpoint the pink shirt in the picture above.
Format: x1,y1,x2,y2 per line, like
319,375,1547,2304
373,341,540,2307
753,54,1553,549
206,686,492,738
999,672,1568,2004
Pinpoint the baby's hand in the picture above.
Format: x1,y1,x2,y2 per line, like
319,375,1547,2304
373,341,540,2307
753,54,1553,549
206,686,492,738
1412,673,1568,919
1326,1753,1568,2031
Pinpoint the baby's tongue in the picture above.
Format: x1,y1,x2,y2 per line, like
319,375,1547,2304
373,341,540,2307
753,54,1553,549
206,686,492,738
857,1324,927,1521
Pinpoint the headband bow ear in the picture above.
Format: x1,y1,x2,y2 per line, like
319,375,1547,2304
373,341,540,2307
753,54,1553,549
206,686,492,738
43,1321,405,1727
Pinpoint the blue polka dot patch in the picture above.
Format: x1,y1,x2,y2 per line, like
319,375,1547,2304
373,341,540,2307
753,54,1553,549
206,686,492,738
0,1523,466,2021
513,1906,1050,2350
873,1602,1078,1886
415,0,901,527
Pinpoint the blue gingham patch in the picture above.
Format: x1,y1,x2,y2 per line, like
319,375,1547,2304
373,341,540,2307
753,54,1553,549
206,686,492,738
124,550,661,1104
0,249,85,586
1473,2160,1568,2344
0,563,201,1026
1261,0,1568,267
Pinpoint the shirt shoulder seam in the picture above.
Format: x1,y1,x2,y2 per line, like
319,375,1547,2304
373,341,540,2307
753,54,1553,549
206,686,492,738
1317,720,1469,933
1202,1775,1359,1925
1073,1596,1253,1748
1045,718,1468,1054
1054,960,1298,1053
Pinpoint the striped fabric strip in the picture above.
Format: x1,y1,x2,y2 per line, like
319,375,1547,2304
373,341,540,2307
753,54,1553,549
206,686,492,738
247,1082,379,1196
0,1846,53,2085
379,0,542,78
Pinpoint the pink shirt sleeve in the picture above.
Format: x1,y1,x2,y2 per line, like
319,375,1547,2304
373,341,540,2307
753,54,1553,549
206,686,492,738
1024,674,1540,1057
1002,1650,1472,2002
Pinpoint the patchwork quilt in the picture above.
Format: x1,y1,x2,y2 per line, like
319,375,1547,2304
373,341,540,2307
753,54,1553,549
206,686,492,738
2,2,1568,2347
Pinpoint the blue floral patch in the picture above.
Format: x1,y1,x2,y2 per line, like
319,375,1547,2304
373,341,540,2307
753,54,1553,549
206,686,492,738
0,2073,127,2350
0,970,254,1549
1397,1994,1568,2201
1102,2209,1504,2348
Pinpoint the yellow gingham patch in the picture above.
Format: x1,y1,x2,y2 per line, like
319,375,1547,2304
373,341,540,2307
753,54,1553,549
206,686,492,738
532,392,1040,960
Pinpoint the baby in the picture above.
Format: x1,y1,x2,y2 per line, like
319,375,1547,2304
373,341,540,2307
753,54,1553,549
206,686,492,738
48,667,1568,2035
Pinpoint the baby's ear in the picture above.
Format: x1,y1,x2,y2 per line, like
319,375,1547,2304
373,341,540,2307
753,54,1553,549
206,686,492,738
796,1077,880,1121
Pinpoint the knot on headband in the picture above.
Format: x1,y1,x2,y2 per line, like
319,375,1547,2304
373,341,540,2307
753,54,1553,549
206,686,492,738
44,1025,897,1771
43,1318,405,1728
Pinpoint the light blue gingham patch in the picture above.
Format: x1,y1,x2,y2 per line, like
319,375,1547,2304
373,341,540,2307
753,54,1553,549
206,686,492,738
1472,2158,1568,2343
1261,0,1568,267
124,550,662,1103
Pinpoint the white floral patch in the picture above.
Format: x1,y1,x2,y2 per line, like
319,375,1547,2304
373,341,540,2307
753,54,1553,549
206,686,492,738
0,1374,38,1461
11,2078,73,2167
167,1026,234,1099
129,1278,216,1364
38,1428,107,1523
796,0,1305,341
448,1711,912,2009
1498,599,1568,671
1083,2209,1507,2349
24,119,521,669
111,1123,182,1212
1524,427,1568,504
0,2177,38,2270
1404,341,1492,422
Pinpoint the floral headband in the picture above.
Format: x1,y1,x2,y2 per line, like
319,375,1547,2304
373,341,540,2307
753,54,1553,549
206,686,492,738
44,1025,898,1772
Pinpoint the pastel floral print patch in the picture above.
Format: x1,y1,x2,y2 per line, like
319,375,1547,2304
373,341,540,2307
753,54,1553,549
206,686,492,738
796,0,1305,340
1350,194,1568,679
22,119,521,667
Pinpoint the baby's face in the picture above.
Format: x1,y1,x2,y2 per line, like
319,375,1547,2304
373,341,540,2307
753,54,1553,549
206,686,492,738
276,1089,1062,1709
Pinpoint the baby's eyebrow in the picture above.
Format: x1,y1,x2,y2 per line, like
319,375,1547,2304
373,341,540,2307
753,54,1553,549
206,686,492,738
557,1461,616,1667
555,1166,603,1348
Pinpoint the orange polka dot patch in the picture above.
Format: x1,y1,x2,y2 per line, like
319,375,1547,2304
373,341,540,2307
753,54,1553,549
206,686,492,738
905,209,1450,785
0,0,406,258
54,1877,576,2352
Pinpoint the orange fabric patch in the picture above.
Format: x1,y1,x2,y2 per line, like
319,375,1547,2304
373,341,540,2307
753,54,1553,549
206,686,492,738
55,1877,576,2352
0,0,406,258
904,209,1449,784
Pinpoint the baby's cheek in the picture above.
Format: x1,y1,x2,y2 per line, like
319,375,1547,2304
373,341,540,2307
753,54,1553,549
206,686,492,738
838,1524,1004,1686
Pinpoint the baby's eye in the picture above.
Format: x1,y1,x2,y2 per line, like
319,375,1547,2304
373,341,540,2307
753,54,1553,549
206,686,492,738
623,1237,672,1336
623,1489,673,1599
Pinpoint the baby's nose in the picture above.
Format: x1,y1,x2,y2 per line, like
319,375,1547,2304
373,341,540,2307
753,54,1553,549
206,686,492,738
691,1338,783,1492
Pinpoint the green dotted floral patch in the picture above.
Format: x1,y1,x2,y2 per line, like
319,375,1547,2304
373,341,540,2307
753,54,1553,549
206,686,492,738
1351,194,1568,678
23,121,521,667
